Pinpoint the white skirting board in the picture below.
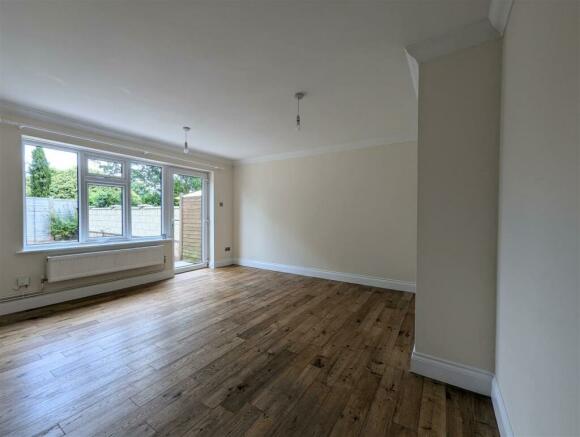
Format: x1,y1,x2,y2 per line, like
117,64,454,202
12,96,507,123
491,377,514,437
410,346,493,396
210,258,235,268
0,270,174,316
234,258,416,293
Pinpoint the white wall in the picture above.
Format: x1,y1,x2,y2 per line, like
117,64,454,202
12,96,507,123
495,1,580,435
0,109,234,308
233,142,417,285
415,38,501,373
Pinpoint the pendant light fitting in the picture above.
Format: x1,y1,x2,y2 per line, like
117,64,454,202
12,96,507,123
295,92,305,130
183,126,191,154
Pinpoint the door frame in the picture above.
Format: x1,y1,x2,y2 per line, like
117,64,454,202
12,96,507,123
165,167,210,273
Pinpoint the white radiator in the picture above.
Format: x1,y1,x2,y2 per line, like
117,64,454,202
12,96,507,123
46,245,165,283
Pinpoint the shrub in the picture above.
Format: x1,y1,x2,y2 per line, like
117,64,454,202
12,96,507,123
50,212,78,241
49,168,78,200
88,186,121,208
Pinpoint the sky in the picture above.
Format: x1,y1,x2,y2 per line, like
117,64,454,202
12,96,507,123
25,144,77,171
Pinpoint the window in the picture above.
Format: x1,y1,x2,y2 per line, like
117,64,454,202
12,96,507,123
130,163,162,238
23,138,166,248
87,157,123,178
24,144,79,245
88,184,124,238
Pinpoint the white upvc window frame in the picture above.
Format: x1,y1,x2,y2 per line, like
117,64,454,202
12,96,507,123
166,167,210,270
22,139,82,249
82,152,130,243
22,136,167,250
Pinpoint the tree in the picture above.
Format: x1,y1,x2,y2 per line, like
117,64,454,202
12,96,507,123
131,164,162,206
173,175,202,206
49,168,78,200
88,186,122,208
89,159,121,177
130,190,143,206
29,147,51,197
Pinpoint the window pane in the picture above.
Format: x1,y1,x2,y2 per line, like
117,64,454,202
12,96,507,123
25,145,79,245
87,158,123,177
88,185,123,238
173,174,203,265
130,163,162,237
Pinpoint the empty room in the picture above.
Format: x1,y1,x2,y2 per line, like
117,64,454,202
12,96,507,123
0,0,578,436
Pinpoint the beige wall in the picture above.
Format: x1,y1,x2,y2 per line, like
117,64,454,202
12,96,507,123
0,111,234,305
416,38,501,372
495,2,580,435
233,142,417,283
212,162,234,264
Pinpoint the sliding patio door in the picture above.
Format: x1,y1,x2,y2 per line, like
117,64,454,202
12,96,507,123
167,168,209,272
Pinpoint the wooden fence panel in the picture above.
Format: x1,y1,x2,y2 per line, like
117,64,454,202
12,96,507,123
179,192,202,263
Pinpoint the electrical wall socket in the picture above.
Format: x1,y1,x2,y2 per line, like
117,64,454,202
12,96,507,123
17,276,30,288
225,247,231,252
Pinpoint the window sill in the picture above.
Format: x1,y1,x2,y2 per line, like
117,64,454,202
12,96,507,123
18,238,172,255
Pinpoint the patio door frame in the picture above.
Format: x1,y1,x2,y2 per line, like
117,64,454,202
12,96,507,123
165,167,209,273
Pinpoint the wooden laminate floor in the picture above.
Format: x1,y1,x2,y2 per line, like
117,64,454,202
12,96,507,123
0,267,499,437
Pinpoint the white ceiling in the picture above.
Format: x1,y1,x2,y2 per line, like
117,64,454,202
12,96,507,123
0,1,490,160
